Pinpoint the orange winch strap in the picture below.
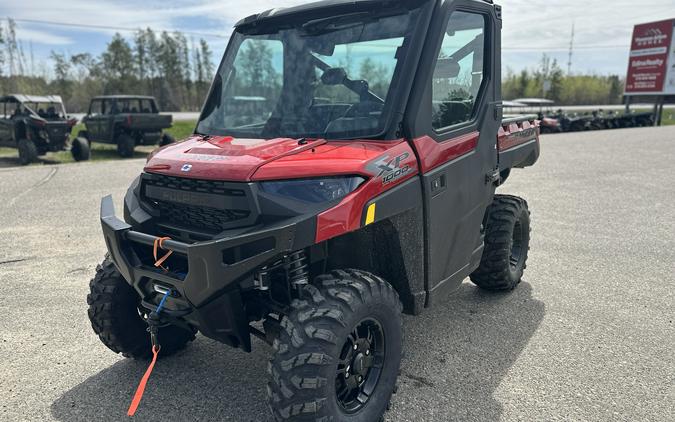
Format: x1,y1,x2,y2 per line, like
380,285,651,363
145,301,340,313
127,345,160,417
152,236,173,271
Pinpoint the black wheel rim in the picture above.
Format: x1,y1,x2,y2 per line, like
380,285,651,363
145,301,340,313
335,318,385,413
510,219,524,270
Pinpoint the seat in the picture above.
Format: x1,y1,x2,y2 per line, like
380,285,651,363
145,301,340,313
432,101,471,127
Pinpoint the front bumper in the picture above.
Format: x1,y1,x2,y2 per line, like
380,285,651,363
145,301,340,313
100,195,314,351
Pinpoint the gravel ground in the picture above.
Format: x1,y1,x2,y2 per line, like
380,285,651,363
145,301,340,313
0,126,673,421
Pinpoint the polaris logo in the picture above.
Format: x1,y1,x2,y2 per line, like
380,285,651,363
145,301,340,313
181,164,193,172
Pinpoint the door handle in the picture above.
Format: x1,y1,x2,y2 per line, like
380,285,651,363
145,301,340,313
430,175,446,195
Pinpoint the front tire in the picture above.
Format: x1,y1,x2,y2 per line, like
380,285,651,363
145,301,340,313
87,256,195,359
71,137,91,161
268,269,402,422
18,139,38,165
470,195,531,290
116,133,135,158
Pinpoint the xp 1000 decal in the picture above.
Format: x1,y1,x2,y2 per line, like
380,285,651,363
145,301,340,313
370,152,412,185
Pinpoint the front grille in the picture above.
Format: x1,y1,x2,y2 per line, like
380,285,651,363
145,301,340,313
155,202,249,232
44,124,69,143
141,173,256,234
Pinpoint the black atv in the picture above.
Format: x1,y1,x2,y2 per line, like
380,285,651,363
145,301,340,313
0,94,89,164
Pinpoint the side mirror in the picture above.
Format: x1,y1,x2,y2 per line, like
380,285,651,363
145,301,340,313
321,68,347,86
434,58,460,79
201,74,223,119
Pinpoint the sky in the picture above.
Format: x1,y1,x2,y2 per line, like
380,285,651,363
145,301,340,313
2,0,675,77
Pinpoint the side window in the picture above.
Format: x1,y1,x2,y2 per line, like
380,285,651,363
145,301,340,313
432,11,486,130
140,99,153,113
90,100,102,116
118,99,131,113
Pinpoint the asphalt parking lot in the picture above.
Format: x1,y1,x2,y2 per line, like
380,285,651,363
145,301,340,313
1,126,674,421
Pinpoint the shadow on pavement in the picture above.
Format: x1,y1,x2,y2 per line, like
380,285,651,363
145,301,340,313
392,281,545,421
0,156,60,168
0,156,22,168
51,281,544,422
50,337,274,422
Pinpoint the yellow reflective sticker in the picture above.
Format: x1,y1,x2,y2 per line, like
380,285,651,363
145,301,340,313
365,203,376,225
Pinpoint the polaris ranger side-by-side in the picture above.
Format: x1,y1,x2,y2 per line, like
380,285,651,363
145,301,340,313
80,95,174,158
88,0,540,420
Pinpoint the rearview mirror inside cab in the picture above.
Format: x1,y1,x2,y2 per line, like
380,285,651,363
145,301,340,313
434,58,461,79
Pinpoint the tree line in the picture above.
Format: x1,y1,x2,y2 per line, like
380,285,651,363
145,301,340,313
0,19,215,112
503,55,625,106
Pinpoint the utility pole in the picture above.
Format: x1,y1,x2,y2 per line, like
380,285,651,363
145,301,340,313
567,22,575,75
29,40,34,77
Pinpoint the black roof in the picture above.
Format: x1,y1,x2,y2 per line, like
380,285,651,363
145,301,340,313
92,95,156,100
235,0,428,30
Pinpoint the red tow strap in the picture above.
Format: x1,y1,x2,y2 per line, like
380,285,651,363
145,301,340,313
127,242,173,416
127,345,160,416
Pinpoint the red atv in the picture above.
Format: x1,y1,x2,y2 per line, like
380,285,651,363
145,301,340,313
89,0,539,420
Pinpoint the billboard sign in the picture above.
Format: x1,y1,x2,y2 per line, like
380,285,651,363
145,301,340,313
625,19,675,95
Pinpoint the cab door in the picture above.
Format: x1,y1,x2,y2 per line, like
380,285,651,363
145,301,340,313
405,0,501,304
84,100,103,141
0,100,13,145
98,99,114,142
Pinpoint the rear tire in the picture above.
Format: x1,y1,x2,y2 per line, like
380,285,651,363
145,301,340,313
470,195,530,291
267,269,402,422
87,256,196,359
18,139,38,165
160,132,175,146
71,137,91,161
116,133,135,158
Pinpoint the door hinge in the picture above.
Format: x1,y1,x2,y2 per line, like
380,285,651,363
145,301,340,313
395,120,404,138
486,168,500,185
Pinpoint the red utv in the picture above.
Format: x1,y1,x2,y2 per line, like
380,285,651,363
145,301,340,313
88,0,540,420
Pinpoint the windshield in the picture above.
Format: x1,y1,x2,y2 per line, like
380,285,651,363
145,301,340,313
24,102,67,120
197,9,420,140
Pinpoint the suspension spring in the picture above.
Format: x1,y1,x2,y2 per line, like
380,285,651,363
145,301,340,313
287,250,309,290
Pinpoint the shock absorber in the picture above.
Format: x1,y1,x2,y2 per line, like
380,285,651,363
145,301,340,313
287,250,309,290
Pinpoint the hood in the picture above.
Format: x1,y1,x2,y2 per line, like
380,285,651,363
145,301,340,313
145,135,326,181
144,135,406,181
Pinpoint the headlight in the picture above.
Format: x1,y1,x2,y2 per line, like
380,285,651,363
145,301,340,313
260,176,366,203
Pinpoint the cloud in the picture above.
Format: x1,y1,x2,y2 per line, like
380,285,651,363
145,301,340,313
13,27,73,46
501,0,674,53
3,0,308,35
3,0,175,31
